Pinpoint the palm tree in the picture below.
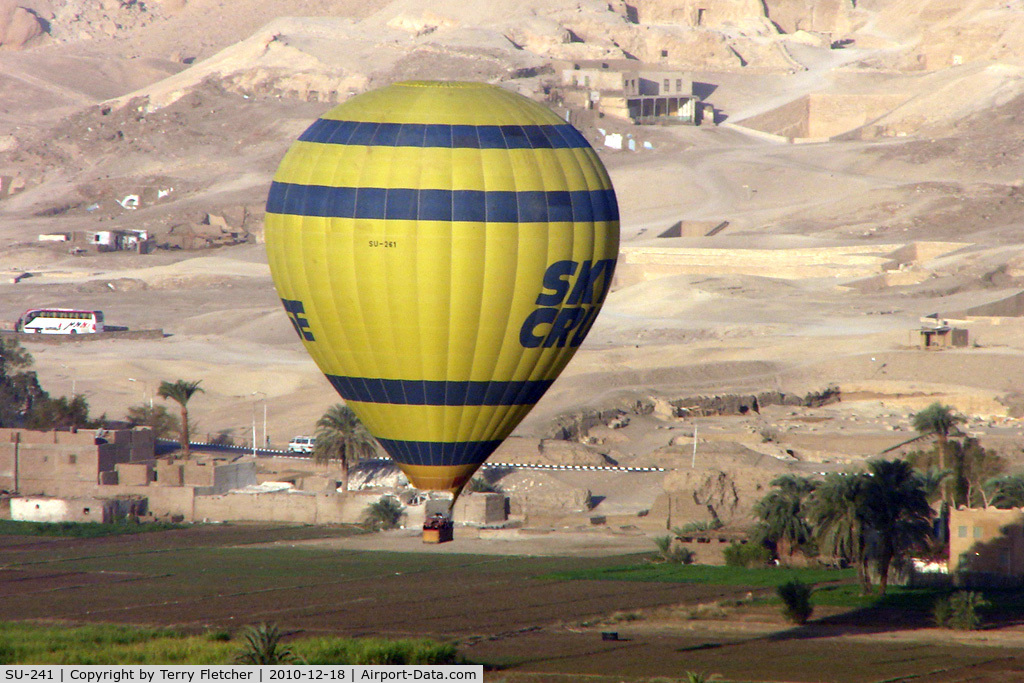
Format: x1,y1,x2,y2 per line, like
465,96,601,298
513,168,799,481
363,496,404,531
234,622,301,664
753,475,815,559
807,473,869,592
157,379,204,457
911,403,965,505
914,467,952,505
313,404,378,491
861,459,933,594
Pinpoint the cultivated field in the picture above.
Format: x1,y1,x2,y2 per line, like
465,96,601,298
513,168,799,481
3,524,1024,682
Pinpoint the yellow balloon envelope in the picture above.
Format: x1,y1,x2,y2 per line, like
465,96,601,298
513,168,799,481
265,81,619,493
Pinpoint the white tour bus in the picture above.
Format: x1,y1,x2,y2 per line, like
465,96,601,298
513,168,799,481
17,308,105,334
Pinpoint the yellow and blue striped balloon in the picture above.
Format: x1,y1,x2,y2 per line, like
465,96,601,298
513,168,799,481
265,81,619,493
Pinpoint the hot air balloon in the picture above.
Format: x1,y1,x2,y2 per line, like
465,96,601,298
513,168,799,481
264,80,619,499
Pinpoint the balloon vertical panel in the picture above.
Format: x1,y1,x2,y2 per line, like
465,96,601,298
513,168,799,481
265,81,619,493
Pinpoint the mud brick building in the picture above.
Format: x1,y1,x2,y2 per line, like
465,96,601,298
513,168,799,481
0,427,155,496
949,506,1024,585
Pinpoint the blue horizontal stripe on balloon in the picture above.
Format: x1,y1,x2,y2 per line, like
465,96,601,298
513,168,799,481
297,119,591,149
376,438,505,467
327,375,555,406
267,183,619,224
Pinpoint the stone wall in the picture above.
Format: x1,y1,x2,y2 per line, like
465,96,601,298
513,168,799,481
454,492,508,525
739,95,810,139
187,490,470,526
614,244,900,285
193,490,354,525
806,93,910,139
2,330,165,344
737,93,910,141
9,495,144,523
630,0,767,28
662,387,841,417
763,0,853,34
110,484,196,521
614,241,968,288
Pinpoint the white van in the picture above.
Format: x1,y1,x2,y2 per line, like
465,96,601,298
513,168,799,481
287,436,315,453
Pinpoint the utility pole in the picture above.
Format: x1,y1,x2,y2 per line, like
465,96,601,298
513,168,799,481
253,391,267,449
13,431,20,493
251,400,257,457
691,421,698,469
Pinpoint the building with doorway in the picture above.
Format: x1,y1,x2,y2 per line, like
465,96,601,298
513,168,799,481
559,64,708,125
622,71,700,124
913,320,969,349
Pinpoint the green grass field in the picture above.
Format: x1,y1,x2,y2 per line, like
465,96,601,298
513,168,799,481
0,519,187,538
540,560,1024,619
0,622,458,665
541,562,857,587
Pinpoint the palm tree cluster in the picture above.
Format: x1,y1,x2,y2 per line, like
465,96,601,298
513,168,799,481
906,403,1024,509
754,459,934,594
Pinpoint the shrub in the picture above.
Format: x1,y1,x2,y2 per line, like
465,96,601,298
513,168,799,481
933,591,988,630
776,579,813,625
672,519,723,536
209,430,236,447
465,477,499,493
724,541,773,568
932,596,952,628
684,672,721,683
363,497,404,531
0,519,186,538
234,623,301,664
653,535,696,564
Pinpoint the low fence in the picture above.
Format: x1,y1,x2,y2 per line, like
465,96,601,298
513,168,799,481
176,441,669,473
1,329,165,343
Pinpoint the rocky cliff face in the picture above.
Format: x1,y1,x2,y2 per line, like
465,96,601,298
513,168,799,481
763,0,855,35
0,1,44,49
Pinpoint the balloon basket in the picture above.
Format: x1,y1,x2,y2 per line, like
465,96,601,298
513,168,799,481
423,514,453,544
